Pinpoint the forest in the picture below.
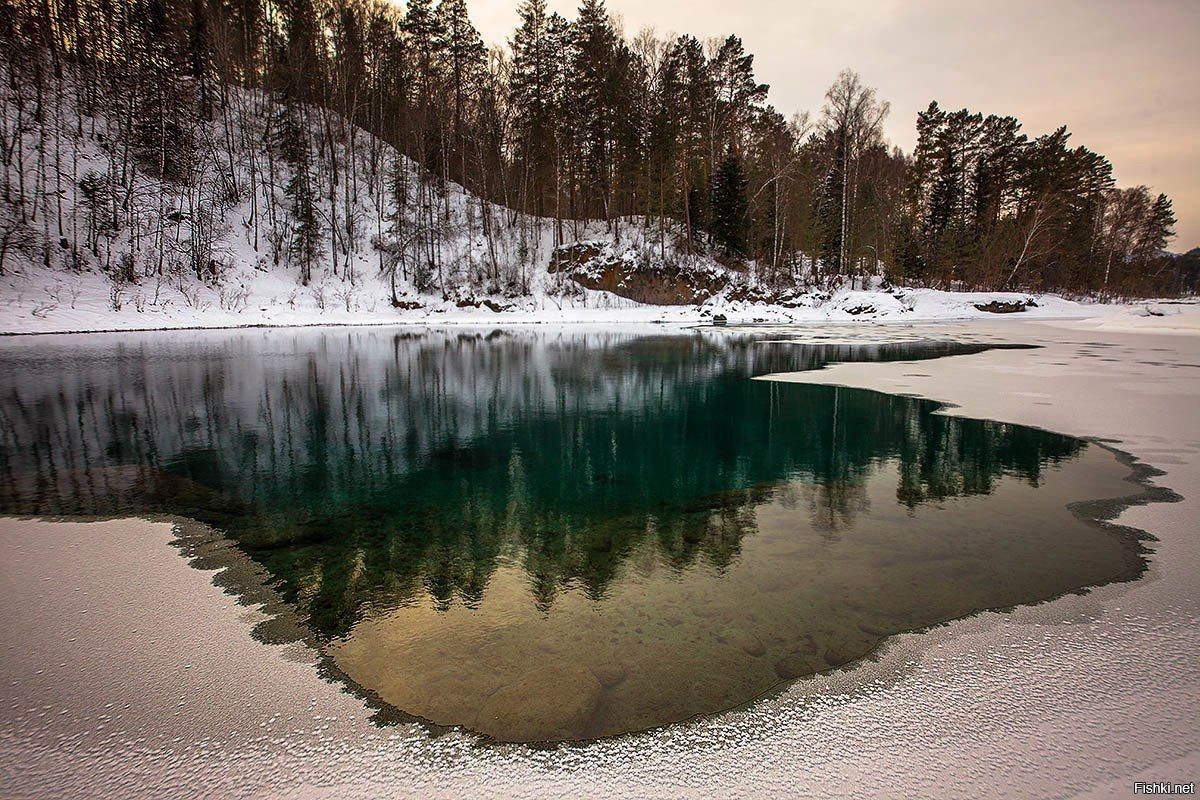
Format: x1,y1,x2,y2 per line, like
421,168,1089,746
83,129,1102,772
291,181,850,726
0,0,1193,306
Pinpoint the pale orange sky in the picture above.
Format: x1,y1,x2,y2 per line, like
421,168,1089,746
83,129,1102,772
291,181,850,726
463,0,1200,250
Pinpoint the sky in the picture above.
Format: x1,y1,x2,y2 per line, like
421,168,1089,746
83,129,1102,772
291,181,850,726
463,0,1200,251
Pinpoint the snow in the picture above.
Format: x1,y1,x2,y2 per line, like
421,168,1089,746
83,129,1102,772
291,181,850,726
1041,300,1200,336
2,80,700,333
0,259,1127,334
5,77,1185,337
1,316,1198,798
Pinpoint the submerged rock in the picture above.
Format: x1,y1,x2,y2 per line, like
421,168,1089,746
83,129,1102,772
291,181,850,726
823,644,866,667
475,664,603,742
591,661,627,687
857,621,892,636
719,628,767,657
773,654,816,680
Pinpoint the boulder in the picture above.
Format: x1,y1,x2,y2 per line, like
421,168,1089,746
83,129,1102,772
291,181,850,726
721,629,766,657
591,661,627,687
773,654,816,680
974,299,1029,314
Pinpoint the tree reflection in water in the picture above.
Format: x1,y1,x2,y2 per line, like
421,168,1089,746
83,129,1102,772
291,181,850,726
1,329,1072,638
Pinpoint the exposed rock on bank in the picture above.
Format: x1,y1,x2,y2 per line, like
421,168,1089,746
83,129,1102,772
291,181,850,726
974,298,1037,313
549,241,730,305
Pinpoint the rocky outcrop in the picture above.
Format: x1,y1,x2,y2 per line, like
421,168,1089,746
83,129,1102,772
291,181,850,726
974,298,1037,313
549,241,731,305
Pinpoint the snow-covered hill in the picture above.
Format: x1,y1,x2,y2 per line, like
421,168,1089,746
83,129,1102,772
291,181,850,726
0,76,1122,334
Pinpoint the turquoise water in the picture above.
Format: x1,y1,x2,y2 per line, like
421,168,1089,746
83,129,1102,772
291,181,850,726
0,328,1145,740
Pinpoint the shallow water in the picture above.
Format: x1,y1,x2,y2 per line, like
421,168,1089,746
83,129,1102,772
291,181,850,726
0,327,1146,741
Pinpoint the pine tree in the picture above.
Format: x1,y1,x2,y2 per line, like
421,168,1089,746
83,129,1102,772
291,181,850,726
1139,193,1176,262
545,11,574,231
277,0,322,103
710,148,747,257
404,0,446,171
126,0,196,183
275,103,322,284
188,0,211,116
570,0,619,219
608,39,645,225
509,0,555,212
646,36,683,251
663,34,712,244
435,0,484,160
710,35,767,155
404,0,442,98
973,115,1024,233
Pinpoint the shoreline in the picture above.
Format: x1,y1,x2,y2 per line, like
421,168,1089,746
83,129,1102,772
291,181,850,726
1,283,1141,336
2,294,1193,338
0,311,1088,337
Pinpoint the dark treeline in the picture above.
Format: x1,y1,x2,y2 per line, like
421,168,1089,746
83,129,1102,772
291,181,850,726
1,0,1189,296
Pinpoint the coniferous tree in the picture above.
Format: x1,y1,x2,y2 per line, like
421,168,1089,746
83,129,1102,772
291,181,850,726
509,0,555,215
570,0,619,220
435,0,484,175
275,103,322,283
664,34,712,246
404,0,445,171
710,148,747,257
0,0,1183,299
709,35,767,155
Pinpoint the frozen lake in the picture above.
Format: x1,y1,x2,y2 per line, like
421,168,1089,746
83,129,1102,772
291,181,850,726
0,326,1164,745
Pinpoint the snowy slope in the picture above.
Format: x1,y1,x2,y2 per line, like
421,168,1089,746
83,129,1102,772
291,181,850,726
0,78,1134,335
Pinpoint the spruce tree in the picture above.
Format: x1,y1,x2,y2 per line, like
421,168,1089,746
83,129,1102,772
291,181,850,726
275,103,322,284
435,0,484,158
509,0,555,212
570,0,619,219
710,148,748,258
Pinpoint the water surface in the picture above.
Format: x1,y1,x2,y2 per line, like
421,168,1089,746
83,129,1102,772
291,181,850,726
0,328,1147,741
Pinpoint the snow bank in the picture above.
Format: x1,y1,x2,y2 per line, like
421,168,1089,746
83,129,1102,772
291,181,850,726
1,260,1114,334
1040,299,1200,335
